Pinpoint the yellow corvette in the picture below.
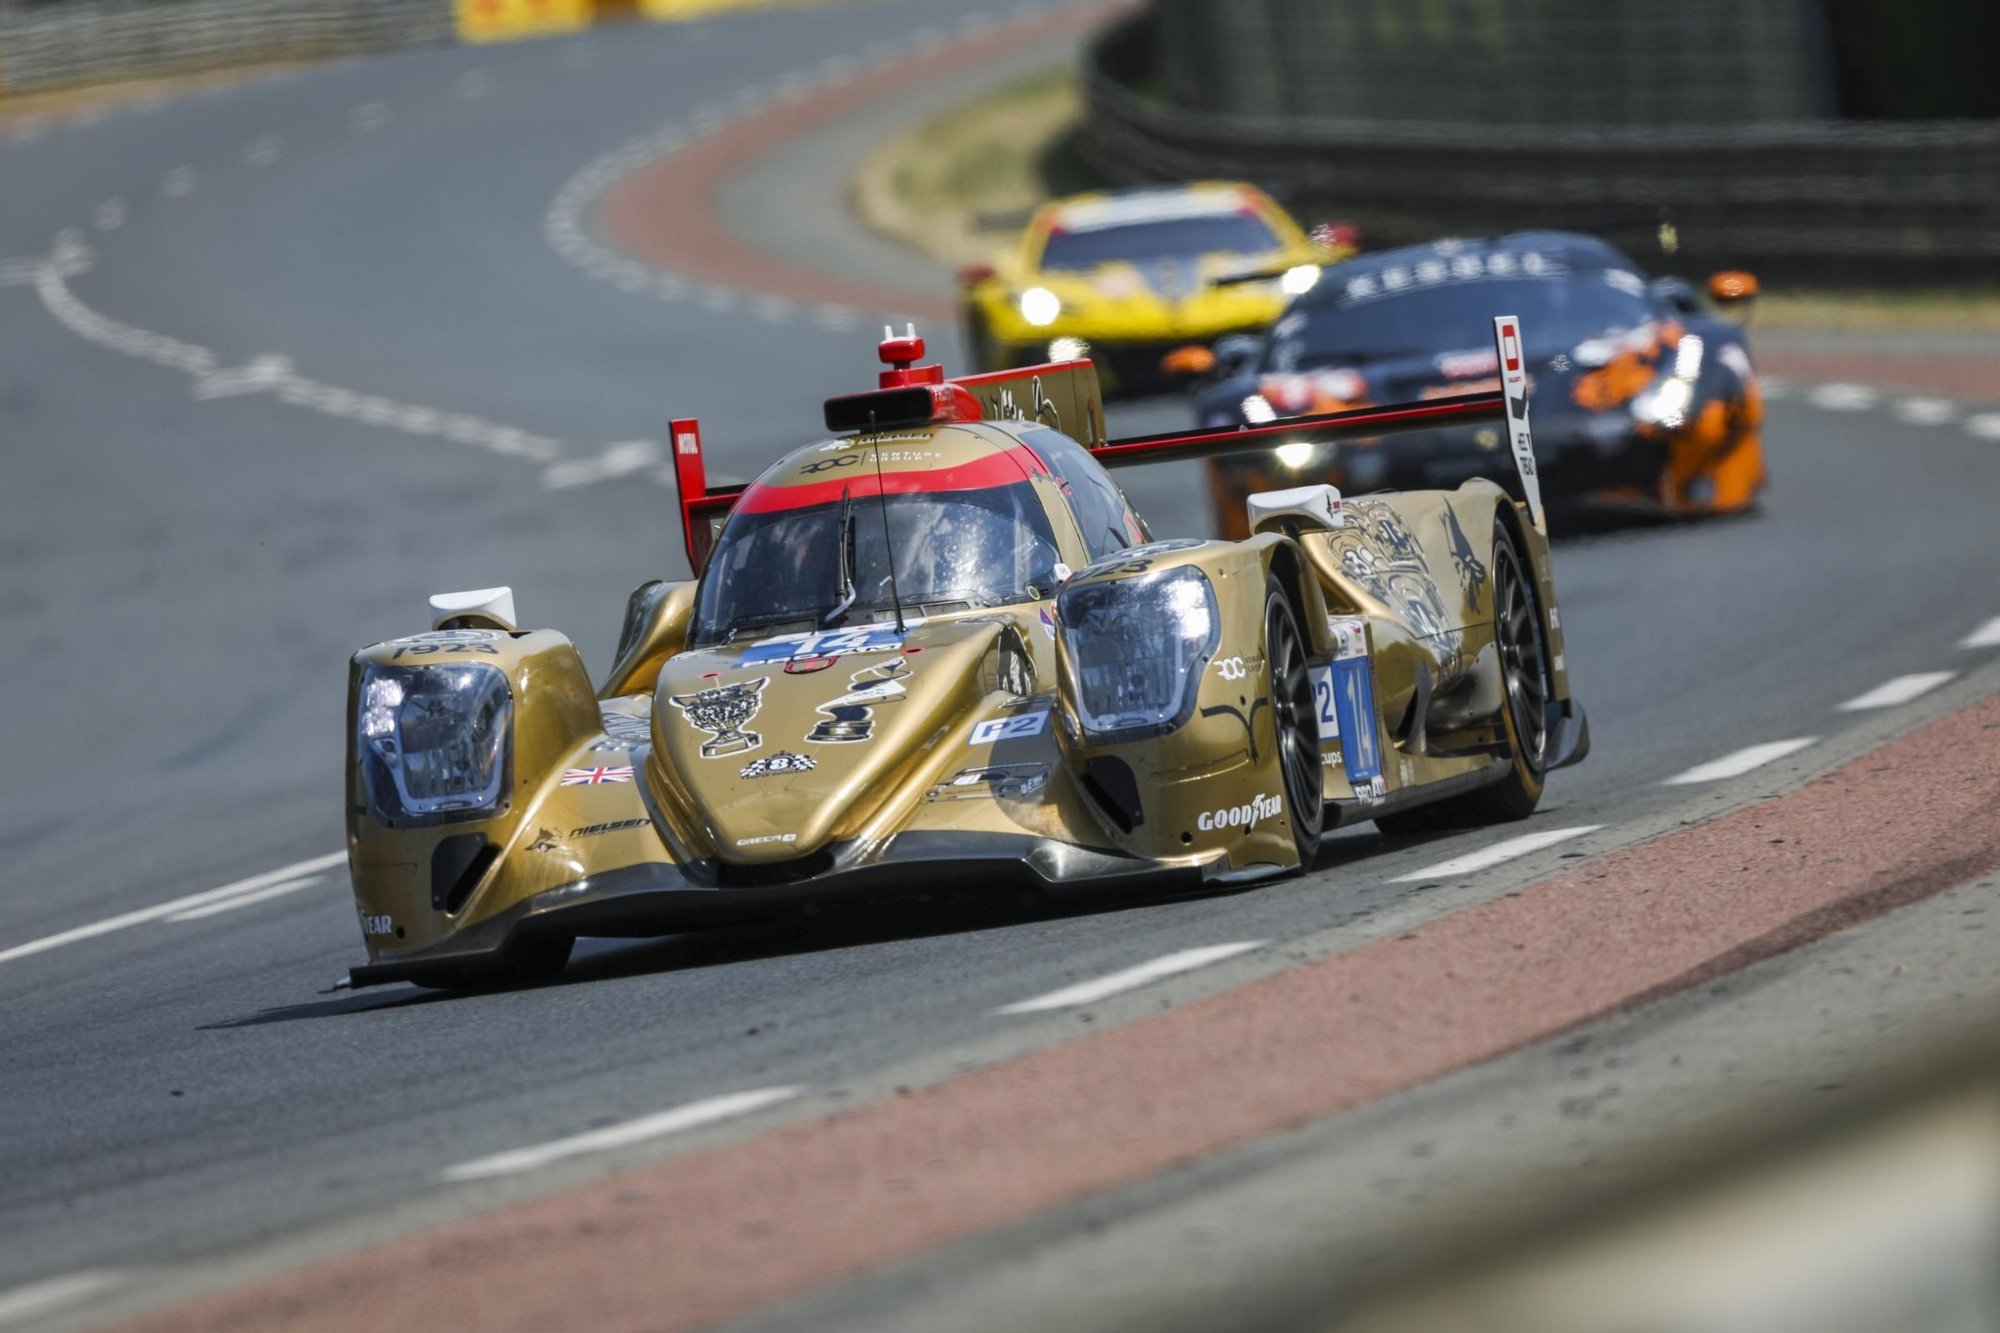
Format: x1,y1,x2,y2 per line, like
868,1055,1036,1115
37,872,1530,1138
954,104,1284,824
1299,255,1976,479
956,183,1354,394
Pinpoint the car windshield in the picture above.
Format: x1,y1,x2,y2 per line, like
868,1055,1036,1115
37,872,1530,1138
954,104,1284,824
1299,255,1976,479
690,481,1062,645
1263,272,1655,372
1041,214,1280,271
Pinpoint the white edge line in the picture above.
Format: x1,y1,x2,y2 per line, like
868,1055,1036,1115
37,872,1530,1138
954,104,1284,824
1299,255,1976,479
0,852,346,965
1957,616,2000,650
997,942,1264,1015
440,1087,803,1182
1663,738,1818,786
1388,825,1605,884
1838,671,1957,711
164,876,325,923
0,1271,123,1324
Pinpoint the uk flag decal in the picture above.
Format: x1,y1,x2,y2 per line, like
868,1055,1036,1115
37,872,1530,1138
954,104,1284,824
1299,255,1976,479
561,766,635,786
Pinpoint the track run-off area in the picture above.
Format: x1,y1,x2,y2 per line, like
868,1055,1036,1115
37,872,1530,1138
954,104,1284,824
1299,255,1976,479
2,1,1997,1329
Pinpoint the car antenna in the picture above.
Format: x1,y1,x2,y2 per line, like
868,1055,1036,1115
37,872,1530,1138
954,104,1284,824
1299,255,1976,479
867,379,908,633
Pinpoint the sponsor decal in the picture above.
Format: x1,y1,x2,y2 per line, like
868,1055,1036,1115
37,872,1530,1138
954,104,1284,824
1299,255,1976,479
969,710,1049,746
737,623,919,665
599,710,653,745
380,627,502,659
571,818,649,838
358,910,396,936
1198,793,1283,832
736,833,798,847
1327,617,1368,662
929,762,1050,801
741,750,817,779
1493,315,1544,526
668,676,768,758
562,766,635,785
801,454,860,474
1439,504,1489,612
784,655,838,675
1353,775,1387,804
1213,656,1249,681
807,657,910,744
1038,604,1057,641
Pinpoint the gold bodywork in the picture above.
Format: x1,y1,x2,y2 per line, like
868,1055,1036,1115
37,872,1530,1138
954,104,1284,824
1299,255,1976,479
344,386,1578,987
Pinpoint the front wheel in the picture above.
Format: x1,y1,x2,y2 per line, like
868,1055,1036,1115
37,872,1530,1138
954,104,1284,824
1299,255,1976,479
1264,579,1324,863
1375,519,1547,834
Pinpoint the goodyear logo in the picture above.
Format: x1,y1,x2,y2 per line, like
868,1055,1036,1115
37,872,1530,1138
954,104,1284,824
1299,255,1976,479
1197,793,1281,832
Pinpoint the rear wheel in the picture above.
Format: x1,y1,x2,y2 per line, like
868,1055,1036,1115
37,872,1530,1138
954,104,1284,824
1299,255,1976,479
1375,520,1547,834
1264,580,1324,863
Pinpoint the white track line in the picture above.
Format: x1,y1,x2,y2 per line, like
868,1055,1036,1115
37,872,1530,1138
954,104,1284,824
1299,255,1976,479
1389,826,1604,884
1839,671,1956,711
165,876,324,922
1807,383,1878,411
440,1088,802,1182
1961,616,2000,649
1664,739,1818,785
997,942,1263,1015
0,1271,122,1325
0,853,345,966
1893,397,1956,425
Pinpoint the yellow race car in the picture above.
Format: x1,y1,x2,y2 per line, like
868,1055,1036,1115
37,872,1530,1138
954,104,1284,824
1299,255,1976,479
956,182,1355,394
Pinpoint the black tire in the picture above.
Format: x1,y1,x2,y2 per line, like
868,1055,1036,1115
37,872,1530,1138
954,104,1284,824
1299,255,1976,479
1375,520,1548,835
1264,579,1324,863
416,933,575,992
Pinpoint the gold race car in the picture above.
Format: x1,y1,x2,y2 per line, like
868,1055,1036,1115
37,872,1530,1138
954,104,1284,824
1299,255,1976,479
956,182,1355,394
343,323,1587,989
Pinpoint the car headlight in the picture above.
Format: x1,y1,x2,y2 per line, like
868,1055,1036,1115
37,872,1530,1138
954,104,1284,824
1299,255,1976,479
1059,566,1219,743
1019,286,1062,327
1280,264,1320,296
356,662,513,824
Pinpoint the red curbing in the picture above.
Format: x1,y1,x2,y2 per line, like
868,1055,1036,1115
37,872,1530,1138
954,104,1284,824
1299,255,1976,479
111,691,2000,1333
596,4,1125,322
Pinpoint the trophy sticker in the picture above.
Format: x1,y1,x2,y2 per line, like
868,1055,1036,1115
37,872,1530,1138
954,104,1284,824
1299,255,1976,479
807,657,910,744
668,676,769,758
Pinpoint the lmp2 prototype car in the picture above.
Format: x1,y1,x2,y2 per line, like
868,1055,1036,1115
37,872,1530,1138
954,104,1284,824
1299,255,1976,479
1182,232,1765,537
956,182,1356,394
343,323,1588,989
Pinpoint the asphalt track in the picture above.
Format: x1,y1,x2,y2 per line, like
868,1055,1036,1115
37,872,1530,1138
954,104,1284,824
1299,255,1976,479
1,2,1997,1328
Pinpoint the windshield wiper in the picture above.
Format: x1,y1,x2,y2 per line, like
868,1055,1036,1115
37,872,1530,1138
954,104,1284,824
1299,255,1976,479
822,484,858,628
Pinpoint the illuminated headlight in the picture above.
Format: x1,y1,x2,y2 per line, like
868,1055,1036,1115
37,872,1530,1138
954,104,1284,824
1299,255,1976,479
1019,287,1062,327
1058,566,1219,742
1279,264,1320,296
1242,394,1277,424
356,662,512,823
1274,441,1316,469
1048,336,1089,361
1631,377,1694,429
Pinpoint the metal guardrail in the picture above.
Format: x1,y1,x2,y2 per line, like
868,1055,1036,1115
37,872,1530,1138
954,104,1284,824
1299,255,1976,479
0,0,453,95
1077,7,2000,277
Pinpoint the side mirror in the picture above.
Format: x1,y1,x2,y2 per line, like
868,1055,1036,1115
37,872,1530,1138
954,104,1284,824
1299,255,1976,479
1311,221,1364,256
1648,276,1702,316
1708,271,1759,303
957,262,997,289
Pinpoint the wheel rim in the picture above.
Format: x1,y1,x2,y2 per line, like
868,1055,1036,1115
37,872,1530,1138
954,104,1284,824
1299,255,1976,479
1266,598,1323,843
1493,543,1549,771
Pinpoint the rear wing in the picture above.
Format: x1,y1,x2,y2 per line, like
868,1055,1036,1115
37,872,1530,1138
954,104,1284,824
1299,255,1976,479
669,317,1540,571
1091,315,1544,527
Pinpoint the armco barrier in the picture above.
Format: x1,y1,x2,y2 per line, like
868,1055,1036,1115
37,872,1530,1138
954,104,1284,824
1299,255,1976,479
0,0,792,96
0,0,454,95
1077,8,2000,279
